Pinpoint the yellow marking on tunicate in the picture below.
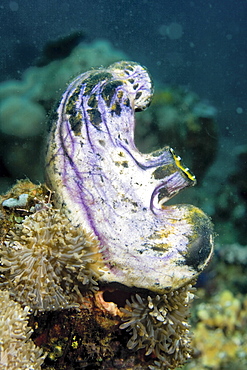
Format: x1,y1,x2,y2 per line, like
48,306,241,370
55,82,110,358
147,226,177,251
71,340,79,349
170,148,196,182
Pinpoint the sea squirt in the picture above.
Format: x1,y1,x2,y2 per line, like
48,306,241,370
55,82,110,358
46,61,214,294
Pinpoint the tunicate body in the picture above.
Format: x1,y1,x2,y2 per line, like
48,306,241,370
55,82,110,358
46,61,214,293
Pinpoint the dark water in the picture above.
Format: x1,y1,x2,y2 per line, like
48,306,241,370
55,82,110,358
1,0,246,140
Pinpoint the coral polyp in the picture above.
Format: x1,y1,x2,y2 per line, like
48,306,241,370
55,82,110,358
0,207,102,311
0,290,45,369
120,284,195,369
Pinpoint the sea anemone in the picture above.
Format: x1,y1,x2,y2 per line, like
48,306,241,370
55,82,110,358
0,207,102,311
0,289,45,369
120,284,195,369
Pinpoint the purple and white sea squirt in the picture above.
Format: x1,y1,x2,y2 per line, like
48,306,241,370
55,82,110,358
46,61,214,295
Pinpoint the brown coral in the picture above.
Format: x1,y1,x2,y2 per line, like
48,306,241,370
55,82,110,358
0,289,45,369
0,206,102,311
120,284,195,369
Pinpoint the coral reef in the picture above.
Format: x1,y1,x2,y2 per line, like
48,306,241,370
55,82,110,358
0,289,45,369
214,145,247,244
0,205,102,311
135,86,218,180
36,31,85,66
0,180,48,243
0,40,218,194
0,61,215,369
120,284,195,369
211,243,247,296
0,39,127,189
217,243,247,265
183,289,247,370
0,180,200,368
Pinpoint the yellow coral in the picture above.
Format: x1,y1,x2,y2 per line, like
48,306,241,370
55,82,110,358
193,323,238,368
197,290,242,333
191,289,247,369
